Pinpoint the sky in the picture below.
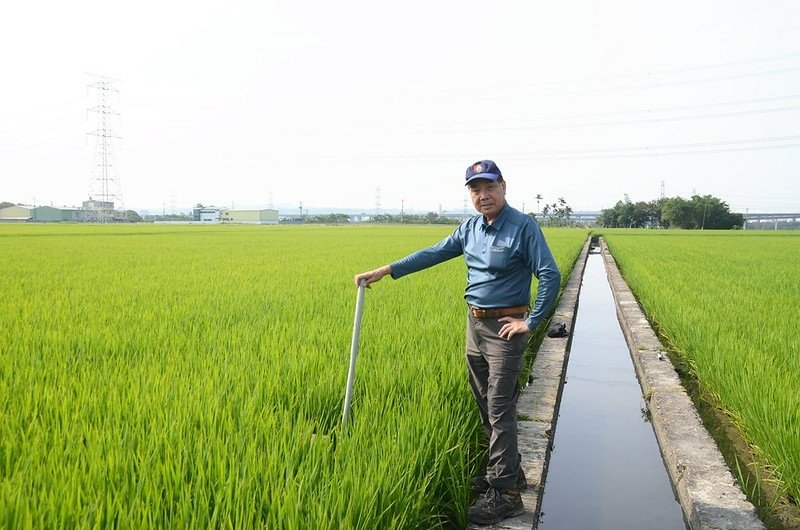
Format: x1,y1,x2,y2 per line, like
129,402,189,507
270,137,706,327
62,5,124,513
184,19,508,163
1,0,799,215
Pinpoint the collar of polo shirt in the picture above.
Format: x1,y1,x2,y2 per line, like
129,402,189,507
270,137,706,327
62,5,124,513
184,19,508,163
480,203,510,230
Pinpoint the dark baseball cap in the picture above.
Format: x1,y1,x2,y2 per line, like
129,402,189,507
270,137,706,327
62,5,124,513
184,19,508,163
465,160,502,185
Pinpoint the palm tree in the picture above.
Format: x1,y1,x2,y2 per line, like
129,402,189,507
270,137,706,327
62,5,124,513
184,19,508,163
535,194,543,215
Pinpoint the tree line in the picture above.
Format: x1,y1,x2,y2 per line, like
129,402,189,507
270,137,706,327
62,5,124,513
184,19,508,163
283,212,462,224
598,195,744,229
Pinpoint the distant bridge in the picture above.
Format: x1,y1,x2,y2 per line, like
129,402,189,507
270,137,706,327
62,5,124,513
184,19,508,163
743,212,800,230
430,210,799,228
562,211,800,228
439,211,602,222
743,212,799,221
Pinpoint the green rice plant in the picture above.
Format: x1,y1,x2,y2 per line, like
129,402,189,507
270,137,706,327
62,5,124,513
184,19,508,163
601,229,800,508
0,223,586,528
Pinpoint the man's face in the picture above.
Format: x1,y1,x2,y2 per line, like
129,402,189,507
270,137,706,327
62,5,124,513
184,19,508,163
468,178,506,220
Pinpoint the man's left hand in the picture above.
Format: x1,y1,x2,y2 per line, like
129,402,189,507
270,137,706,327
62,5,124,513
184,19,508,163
497,317,530,340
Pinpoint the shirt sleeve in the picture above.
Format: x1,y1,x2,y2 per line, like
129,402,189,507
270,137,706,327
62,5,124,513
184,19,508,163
523,222,562,330
390,226,465,279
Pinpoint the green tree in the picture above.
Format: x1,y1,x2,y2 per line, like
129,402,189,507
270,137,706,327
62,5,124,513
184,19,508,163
124,210,143,223
661,197,695,228
538,197,574,227
632,200,660,228
689,195,744,229
599,196,639,227
600,194,742,229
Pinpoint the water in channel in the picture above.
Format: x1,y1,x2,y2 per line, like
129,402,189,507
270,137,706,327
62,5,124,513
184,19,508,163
537,248,686,530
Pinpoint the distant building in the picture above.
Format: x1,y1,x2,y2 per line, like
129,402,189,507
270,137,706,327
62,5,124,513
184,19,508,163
82,198,120,222
32,206,86,222
0,205,32,222
192,205,221,222
0,205,93,222
220,209,279,224
83,199,114,210
349,214,369,223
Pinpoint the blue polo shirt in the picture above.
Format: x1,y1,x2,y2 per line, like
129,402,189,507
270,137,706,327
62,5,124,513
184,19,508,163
390,204,561,330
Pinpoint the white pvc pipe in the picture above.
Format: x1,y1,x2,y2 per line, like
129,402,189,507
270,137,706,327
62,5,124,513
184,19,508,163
342,280,366,429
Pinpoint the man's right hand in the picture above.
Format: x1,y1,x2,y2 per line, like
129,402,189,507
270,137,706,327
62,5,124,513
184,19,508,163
354,265,392,288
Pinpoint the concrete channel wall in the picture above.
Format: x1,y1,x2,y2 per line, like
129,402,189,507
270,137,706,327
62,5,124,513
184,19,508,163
600,238,764,530
470,236,764,530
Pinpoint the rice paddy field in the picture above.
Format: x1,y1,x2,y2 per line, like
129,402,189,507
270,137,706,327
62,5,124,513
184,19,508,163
602,230,800,515
0,223,587,529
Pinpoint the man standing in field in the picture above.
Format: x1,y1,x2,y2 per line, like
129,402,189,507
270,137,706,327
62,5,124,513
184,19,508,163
354,160,561,525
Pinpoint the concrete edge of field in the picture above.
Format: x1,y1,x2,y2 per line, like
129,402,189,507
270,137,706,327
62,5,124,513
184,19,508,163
469,237,592,530
600,237,765,530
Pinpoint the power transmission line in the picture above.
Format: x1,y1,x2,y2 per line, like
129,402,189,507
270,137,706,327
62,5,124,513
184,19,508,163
0,99,83,122
351,104,800,136
356,62,800,105
338,50,800,101
293,133,800,163
510,142,800,161
298,94,800,137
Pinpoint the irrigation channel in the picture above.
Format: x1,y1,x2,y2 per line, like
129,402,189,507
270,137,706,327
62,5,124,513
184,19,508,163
536,243,685,529
470,237,763,530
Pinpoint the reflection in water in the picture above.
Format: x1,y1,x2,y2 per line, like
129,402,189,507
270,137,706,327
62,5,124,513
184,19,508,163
537,251,686,530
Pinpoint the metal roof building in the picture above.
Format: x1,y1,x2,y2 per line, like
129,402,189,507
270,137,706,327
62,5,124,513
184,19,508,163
0,205,32,222
32,206,86,222
220,209,279,225
1,205,94,222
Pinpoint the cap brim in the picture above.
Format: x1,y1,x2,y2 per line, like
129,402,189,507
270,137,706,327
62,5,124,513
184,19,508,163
465,173,500,185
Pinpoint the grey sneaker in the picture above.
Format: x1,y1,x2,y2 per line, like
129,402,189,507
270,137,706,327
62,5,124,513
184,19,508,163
468,487,524,525
471,468,528,494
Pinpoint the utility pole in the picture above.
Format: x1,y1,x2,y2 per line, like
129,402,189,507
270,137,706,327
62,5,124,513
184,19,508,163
660,180,665,199
400,198,404,224
375,187,381,216
701,202,707,230
87,74,123,222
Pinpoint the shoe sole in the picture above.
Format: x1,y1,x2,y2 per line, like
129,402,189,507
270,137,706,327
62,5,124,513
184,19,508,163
468,505,525,525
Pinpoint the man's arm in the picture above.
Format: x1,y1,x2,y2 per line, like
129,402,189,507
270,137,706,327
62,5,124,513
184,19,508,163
354,265,392,288
496,222,561,341
353,227,465,288
524,223,561,330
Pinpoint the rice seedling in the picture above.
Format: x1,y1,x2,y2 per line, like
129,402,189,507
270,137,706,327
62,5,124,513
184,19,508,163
0,223,586,528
